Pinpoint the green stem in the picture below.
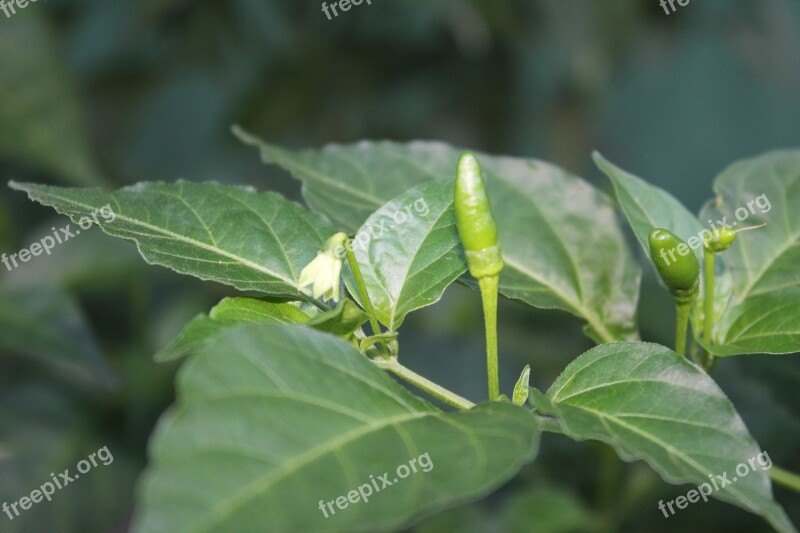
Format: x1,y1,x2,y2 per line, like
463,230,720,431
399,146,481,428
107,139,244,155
598,445,622,526
770,466,800,493
478,275,500,401
373,358,475,410
674,301,691,357
345,242,383,339
703,248,717,370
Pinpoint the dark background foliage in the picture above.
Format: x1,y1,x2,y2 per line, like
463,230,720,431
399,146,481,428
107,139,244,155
0,0,798,531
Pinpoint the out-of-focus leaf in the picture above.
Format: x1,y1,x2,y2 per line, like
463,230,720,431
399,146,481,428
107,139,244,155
699,150,800,355
502,485,594,533
9,181,334,300
0,282,115,387
136,324,540,532
5,221,143,291
0,14,103,185
236,131,640,343
547,342,795,533
0,383,137,532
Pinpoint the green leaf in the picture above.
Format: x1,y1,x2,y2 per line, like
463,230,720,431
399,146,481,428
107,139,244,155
136,324,540,532
306,299,369,336
699,150,800,355
9,181,334,300
237,131,639,343
594,152,705,262
345,181,467,330
0,14,104,186
209,297,311,324
156,298,310,362
547,341,795,533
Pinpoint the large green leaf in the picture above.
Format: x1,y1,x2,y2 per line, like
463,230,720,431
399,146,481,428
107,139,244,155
0,14,103,185
9,181,334,300
155,298,311,362
699,150,800,355
236,131,639,343
546,342,795,533
345,181,467,330
135,324,540,532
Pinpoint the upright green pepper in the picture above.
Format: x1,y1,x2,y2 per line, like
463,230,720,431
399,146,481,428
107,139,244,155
649,228,700,303
455,153,504,400
455,153,504,279
649,228,699,356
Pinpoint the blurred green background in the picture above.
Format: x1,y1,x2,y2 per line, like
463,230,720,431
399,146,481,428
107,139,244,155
1,0,799,531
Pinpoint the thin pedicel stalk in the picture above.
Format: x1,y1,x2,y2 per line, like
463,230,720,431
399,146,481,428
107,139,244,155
703,248,717,369
675,301,691,357
479,276,500,401
344,240,384,341
704,248,716,345
373,358,475,410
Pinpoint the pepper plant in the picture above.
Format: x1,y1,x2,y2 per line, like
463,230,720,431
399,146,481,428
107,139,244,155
8,131,800,532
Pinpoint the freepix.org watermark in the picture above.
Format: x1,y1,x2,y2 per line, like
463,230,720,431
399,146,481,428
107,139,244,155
330,196,429,259
321,0,371,21
0,0,46,20
1,205,115,272
658,193,770,267
658,450,772,518
317,452,433,518
3,445,114,521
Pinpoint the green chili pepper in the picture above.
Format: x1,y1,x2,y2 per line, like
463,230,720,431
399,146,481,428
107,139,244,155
648,228,700,303
455,153,504,279
455,152,503,400
649,228,699,357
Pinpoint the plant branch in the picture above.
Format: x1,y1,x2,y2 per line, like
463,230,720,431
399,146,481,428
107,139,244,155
373,358,475,410
674,301,691,356
770,466,800,493
702,248,717,369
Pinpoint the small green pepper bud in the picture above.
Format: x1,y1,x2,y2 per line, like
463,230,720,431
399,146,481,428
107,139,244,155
648,228,700,304
703,227,736,253
455,153,503,279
